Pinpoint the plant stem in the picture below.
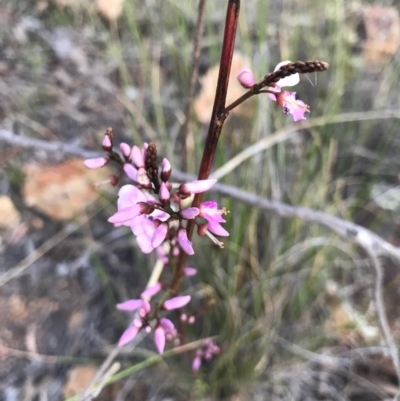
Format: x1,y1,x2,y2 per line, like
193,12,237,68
171,0,240,295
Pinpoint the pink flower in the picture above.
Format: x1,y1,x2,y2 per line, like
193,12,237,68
179,179,217,196
268,61,309,122
191,339,220,372
177,228,194,255
237,68,255,88
136,167,151,187
163,295,191,310
118,326,140,347
199,201,229,236
141,282,162,299
117,283,163,347
270,91,310,122
84,157,108,169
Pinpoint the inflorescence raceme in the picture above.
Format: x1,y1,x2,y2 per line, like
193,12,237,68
84,131,228,355
83,58,328,364
237,60,329,121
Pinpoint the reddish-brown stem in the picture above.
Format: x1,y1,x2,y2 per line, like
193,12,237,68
171,0,240,295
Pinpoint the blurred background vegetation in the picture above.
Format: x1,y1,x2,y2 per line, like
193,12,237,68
1,0,400,400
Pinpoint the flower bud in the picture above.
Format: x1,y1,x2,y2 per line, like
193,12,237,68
109,174,119,186
161,158,172,182
102,133,113,151
163,295,191,310
154,325,166,354
237,68,255,88
130,146,145,168
120,143,131,159
123,163,138,181
159,182,170,203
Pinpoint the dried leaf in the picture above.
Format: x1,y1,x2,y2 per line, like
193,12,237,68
96,0,124,21
194,53,253,124
63,365,98,398
23,159,109,221
361,5,400,68
0,195,20,229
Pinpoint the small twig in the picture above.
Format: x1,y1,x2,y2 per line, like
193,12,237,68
181,0,207,171
0,128,99,160
366,249,400,392
80,362,121,401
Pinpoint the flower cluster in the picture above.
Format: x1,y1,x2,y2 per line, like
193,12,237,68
84,133,229,355
237,61,310,122
116,282,190,352
192,339,220,372
84,133,229,256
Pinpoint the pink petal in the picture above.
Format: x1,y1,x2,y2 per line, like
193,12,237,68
119,143,131,158
140,299,151,315
116,299,143,311
102,135,112,149
179,179,217,195
154,326,166,353
158,182,170,202
108,205,141,224
84,157,108,169
207,220,229,236
180,207,200,219
184,267,197,276
151,223,168,248
136,233,154,254
123,163,138,181
192,356,202,372
178,228,194,255
130,145,145,168
118,326,139,347
163,295,191,310
141,282,162,299
161,158,172,181
160,318,175,331
201,201,217,209
118,185,147,205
